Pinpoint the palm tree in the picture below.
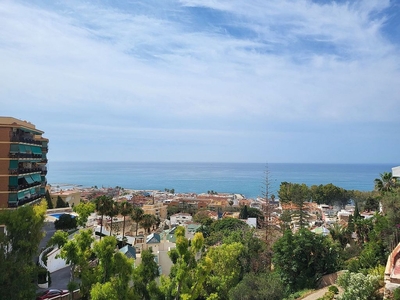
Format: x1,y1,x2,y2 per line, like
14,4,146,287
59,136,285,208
130,207,144,236
120,201,133,240
140,214,156,234
374,172,398,194
94,195,113,240
107,201,120,236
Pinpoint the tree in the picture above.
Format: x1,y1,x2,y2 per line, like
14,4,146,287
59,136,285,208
337,271,381,300
204,242,244,299
0,200,46,300
119,201,133,240
132,249,161,299
130,207,144,236
91,282,119,300
56,195,68,208
329,223,350,249
45,189,53,209
239,205,248,219
73,201,96,227
48,230,69,248
140,214,156,234
54,214,77,230
94,196,113,239
228,272,286,300
161,228,206,300
272,228,340,292
107,201,120,236
374,172,398,194
278,182,311,229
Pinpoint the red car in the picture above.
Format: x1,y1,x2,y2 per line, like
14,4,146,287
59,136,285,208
36,289,68,300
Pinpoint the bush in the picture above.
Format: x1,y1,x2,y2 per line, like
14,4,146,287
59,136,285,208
328,285,339,294
54,214,77,230
337,271,381,300
37,267,48,284
393,287,400,300
317,291,335,300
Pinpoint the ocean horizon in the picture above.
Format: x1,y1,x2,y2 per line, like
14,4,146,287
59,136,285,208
46,161,397,199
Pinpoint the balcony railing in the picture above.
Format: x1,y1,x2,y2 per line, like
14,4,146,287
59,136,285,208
10,136,42,146
9,167,42,175
8,194,43,208
8,153,43,159
8,181,42,191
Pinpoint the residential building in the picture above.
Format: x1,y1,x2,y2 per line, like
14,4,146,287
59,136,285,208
393,166,400,178
0,117,48,208
142,202,167,220
50,188,81,207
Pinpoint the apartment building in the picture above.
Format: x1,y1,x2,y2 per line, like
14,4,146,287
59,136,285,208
0,117,48,208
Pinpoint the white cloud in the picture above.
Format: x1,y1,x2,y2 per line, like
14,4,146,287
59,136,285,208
0,0,399,163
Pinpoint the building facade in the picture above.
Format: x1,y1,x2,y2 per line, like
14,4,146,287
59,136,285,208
0,117,48,208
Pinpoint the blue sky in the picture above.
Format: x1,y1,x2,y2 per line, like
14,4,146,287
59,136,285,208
1,0,399,163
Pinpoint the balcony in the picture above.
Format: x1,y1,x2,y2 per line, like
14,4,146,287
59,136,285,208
10,136,42,146
8,153,43,160
8,194,43,208
9,167,42,175
8,181,42,192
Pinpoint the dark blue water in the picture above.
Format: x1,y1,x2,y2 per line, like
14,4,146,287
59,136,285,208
46,162,396,199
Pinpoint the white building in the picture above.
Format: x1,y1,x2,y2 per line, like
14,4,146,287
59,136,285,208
170,213,192,225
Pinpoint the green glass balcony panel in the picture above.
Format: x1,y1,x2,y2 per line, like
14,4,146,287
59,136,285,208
10,144,19,153
31,146,42,154
25,145,32,153
25,175,34,184
9,160,18,169
30,187,38,194
32,173,42,182
18,144,26,153
9,176,18,185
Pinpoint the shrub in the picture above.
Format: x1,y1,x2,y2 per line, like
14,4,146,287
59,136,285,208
37,267,48,284
337,271,380,300
54,214,77,230
328,285,339,294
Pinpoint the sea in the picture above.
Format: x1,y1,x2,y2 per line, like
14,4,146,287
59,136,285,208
46,162,397,199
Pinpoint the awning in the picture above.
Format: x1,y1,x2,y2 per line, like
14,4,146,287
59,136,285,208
25,145,31,153
31,146,42,154
25,175,34,184
10,144,19,153
31,173,42,182
18,144,26,153
17,191,25,200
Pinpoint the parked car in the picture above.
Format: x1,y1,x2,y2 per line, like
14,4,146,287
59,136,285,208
36,289,68,300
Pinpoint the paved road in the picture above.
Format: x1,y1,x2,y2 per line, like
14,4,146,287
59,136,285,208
37,221,72,292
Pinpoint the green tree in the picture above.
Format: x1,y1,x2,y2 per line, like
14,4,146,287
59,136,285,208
73,201,95,227
375,172,398,194
239,205,248,219
132,249,161,299
131,207,144,236
140,214,156,234
337,271,381,300
228,272,286,300
94,195,113,239
48,230,69,248
56,195,68,208
119,201,133,240
45,189,53,209
0,200,47,300
161,228,205,300
54,213,77,230
203,242,244,299
273,228,340,292
278,182,311,228
107,201,120,236
91,282,119,300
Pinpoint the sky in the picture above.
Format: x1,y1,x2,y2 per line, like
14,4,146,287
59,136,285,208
1,0,399,164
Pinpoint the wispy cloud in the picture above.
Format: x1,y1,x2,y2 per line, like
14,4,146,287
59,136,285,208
0,0,399,162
